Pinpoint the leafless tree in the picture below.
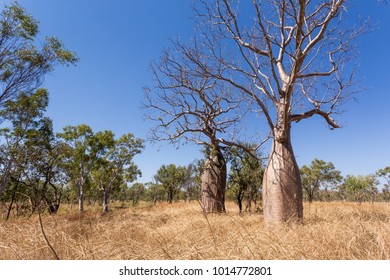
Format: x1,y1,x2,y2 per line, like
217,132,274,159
184,0,367,223
144,42,255,213
146,0,368,221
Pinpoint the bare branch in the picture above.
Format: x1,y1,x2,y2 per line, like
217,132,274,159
290,108,340,129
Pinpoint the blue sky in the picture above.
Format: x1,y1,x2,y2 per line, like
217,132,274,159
3,0,390,183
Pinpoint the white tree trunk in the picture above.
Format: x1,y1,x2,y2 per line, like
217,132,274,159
78,188,84,212
102,188,109,213
78,179,85,212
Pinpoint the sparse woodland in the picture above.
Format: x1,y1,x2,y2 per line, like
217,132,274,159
1,1,390,260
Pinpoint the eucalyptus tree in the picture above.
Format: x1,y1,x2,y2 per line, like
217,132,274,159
338,175,379,203
0,2,77,108
0,89,49,198
91,132,143,213
169,0,369,223
181,163,200,202
144,181,166,204
128,182,145,206
228,146,264,213
10,118,67,215
376,167,390,201
57,125,103,212
376,167,390,187
300,159,342,203
0,89,67,217
154,164,187,204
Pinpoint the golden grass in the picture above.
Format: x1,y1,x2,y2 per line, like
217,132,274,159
0,201,390,260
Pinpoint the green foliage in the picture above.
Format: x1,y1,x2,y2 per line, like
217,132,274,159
2,3,38,39
91,132,144,211
300,159,342,202
376,166,390,186
338,175,379,203
57,125,144,212
128,182,145,206
227,146,263,212
0,89,67,216
144,182,166,204
154,164,188,203
0,1,77,107
182,163,201,201
376,167,390,201
57,125,96,183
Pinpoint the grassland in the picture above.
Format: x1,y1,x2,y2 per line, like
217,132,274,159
1,201,389,260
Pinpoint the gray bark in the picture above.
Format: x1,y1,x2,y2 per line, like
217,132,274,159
78,180,84,212
0,159,13,197
201,148,227,213
102,188,109,213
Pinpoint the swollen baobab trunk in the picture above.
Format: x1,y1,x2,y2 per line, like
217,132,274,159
201,148,227,213
262,127,303,223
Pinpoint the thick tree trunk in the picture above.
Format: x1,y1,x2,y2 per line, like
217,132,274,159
201,147,227,213
102,188,109,213
262,129,303,224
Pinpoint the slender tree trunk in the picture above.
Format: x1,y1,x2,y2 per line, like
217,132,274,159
307,189,314,203
167,190,174,203
201,147,227,213
262,127,303,224
0,159,13,197
237,189,244,213
102,188,109,213
78,180,84,212
6,183,18,221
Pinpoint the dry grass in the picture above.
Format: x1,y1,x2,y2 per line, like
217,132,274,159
1,201,390,260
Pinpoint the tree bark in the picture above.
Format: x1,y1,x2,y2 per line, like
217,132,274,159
6,183,18,221
237,190,243,213
102,188,109,213
78,181,84,212
201,147,227,213
262,127,303,224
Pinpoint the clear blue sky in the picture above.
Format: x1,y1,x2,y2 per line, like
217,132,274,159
3,0,390,183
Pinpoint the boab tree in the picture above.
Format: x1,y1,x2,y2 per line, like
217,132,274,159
144,46,252,213
182,0,367,223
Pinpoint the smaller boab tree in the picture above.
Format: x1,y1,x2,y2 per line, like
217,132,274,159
144,45,250,213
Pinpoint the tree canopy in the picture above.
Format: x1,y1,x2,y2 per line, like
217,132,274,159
0,2,77,108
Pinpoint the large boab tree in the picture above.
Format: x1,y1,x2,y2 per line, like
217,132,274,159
187,0,366,223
